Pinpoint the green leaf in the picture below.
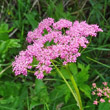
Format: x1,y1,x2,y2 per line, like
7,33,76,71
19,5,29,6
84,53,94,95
0,81,21,97
0,39,21,54
65,92,71,103
35,79,49,103
35,79,46,94
0,23,9,41
79,84,91,99
50,84,70,102
98,102,110,110
68,63,78,76
0,23,8,33
60,67,70,79
25,13,38,29
0,96,15,105
30,102,43,110
77,63,90,84
0,33,9,41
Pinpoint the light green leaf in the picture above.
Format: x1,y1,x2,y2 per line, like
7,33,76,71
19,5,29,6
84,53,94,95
0,39,20,54
77,63,90,84
0,23,9,41
79,84,91,99
65,92,71,103
69,63,78,75
0,23,8,33
60,67,70,79
35,79,49,103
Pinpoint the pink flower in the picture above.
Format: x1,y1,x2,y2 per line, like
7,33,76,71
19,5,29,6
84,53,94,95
92,91,96,95
12,18,103,79
53,19,72,30
92,83,96,88
93,99,98,105
97,88,103,93
100,98,105,103
104,92,107,96
97,92,102,97
102,82,108,86
107,95,109,98
92,82,110,105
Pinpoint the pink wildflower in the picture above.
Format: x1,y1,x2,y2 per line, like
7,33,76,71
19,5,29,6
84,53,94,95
107,95,109,98
104,92,107,96
53,19,72,30
97,92,102,97
100,98,105,103
12,18,103,79
97,88,103,93
93,99,98,105
92,83,96,88
102,82,108,86
92,91,96,95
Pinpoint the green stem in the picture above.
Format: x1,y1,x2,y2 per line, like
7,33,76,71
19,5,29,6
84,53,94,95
86,56,110,69
0,65,12,76
67,65,83,110
45,103,49,110
51,60,83,110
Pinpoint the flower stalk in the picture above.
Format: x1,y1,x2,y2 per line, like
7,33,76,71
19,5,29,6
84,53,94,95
51,60,83,110
67,65,83,110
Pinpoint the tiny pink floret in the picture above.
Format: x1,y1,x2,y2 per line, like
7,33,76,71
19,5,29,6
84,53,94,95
100,98,105,103
102,82,108,86
92,83,96,88
93,99,98,105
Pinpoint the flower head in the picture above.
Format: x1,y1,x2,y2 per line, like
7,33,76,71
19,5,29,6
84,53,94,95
92,81,110,105
12,18,103,79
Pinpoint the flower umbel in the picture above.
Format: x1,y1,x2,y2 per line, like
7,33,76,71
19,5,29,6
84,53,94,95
92,82,110,105
12,18,103,79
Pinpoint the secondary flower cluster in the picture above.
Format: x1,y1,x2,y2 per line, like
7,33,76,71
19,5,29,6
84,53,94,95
92,82,110,105
12,18,103,79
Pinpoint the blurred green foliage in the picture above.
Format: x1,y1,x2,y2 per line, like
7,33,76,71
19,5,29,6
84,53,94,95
0,0,110,109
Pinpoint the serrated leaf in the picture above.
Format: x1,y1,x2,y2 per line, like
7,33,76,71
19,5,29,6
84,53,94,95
60,67,70,79
65,92,71,103
79,84,91,99
35,79,46,94
77,64,90,84
68,63,78,76
35,79,49,103
0,39,20,54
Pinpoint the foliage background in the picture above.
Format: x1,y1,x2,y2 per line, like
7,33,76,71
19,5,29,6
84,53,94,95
0,0,110,110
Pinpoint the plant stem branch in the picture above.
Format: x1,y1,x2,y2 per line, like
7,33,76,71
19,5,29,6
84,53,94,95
51,60,83,110
67,67,83,110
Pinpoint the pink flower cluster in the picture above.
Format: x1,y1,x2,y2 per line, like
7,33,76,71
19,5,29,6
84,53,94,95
92,82,110,105
12,18,103,79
